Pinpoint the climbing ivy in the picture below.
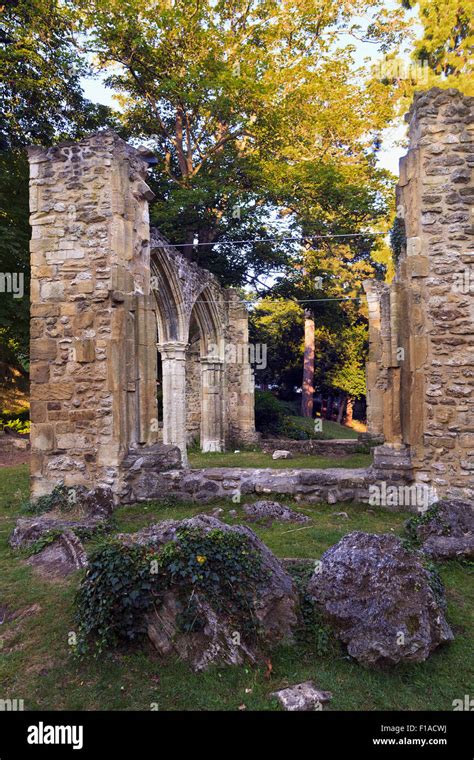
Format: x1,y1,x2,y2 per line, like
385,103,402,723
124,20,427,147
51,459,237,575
74,528,267,656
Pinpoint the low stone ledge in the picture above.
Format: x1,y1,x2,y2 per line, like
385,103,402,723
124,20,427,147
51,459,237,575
122,466,381,505
261,438,363,456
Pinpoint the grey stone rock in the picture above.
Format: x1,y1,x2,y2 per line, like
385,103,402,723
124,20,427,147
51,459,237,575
118,514,298,671
270,681,332,711
26,530,88,578
272,450,292,460
422,535,474,561
9,485,113,549
10,515,106,549
308,531,453,667
410,499,474,561
243,500,310,524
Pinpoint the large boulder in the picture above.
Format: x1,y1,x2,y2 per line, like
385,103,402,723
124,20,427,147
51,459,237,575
406,500,474,561
118,514,298,671
26,530,88,579
9,485,114,549
308,531,453,667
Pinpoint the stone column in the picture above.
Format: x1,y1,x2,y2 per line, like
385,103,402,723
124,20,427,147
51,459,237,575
201,357,224,452
368,88,474,500
224,289,258,445
363,280,386,438
159,341,188,466
28,130,161,499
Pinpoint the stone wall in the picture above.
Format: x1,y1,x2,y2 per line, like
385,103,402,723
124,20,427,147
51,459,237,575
260,438,365,456
121,465,376,505
364,88,474,500
28,130,257,500
28,131,170,499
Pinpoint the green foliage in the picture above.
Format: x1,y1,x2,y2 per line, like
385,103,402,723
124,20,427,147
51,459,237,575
157,528,266,637
424,560,447,611
1,418,30,434
390,214,406,265
404,504,441,546
26,529,63,556
287,562,337,657
75,541,156,655
75,528,267,655
20,484,76,515
327,323,368,400
254,390,287,436
403,0,473,95
76,0,404,286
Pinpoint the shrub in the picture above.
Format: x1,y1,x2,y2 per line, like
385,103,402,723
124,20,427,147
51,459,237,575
75,541,156,655
254,390,287,436
0,417,30,434
75,527,267,656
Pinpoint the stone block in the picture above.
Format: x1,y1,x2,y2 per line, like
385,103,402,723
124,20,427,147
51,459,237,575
74,338,96,363
30,338,57,361
31,424,55,452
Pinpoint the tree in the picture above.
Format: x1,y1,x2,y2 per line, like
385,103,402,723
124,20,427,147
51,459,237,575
328,322,368,423
403,0,473,94
77,0,406,281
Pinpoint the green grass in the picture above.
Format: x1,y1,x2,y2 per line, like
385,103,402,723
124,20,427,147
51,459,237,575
188,450,371,469
287,416,360,439
0,464,472,711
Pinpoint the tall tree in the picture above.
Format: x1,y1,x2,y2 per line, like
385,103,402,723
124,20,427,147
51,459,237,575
403,0,473,93
77,0,406,280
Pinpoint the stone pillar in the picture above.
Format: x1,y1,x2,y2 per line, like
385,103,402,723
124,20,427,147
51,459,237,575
363,281,386,438
367,88,474,500
224,289,258,445
28,130,162,499
159,341,188,466
201,357,224,452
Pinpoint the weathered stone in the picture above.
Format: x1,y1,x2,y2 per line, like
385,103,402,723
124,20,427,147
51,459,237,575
364,88,474,501
272,450,293,460
9,486,113,549
408,499,474,560
118,514,298,671
243,500,310,524
28,132,257,503
270,682,332,711
26,530,88,578
308,531,453,667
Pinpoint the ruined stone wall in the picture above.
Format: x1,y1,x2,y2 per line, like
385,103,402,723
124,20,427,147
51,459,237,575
364,88,474,500
28,131,160,498
185,339,201,443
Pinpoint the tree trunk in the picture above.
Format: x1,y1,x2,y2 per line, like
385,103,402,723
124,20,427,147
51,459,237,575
337,393,347,424
345,396,354,426
326,395,333,420
301,309,315,418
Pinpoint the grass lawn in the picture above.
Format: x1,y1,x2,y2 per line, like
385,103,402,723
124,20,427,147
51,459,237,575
188,450,372,469
0,464,472,711
286,416,360,440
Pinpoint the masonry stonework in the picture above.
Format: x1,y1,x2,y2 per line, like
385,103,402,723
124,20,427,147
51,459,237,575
364,88,474,500
28,131,257,501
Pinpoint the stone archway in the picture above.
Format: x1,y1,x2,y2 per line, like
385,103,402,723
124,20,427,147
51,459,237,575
27,131,257,501
150,232,229,462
